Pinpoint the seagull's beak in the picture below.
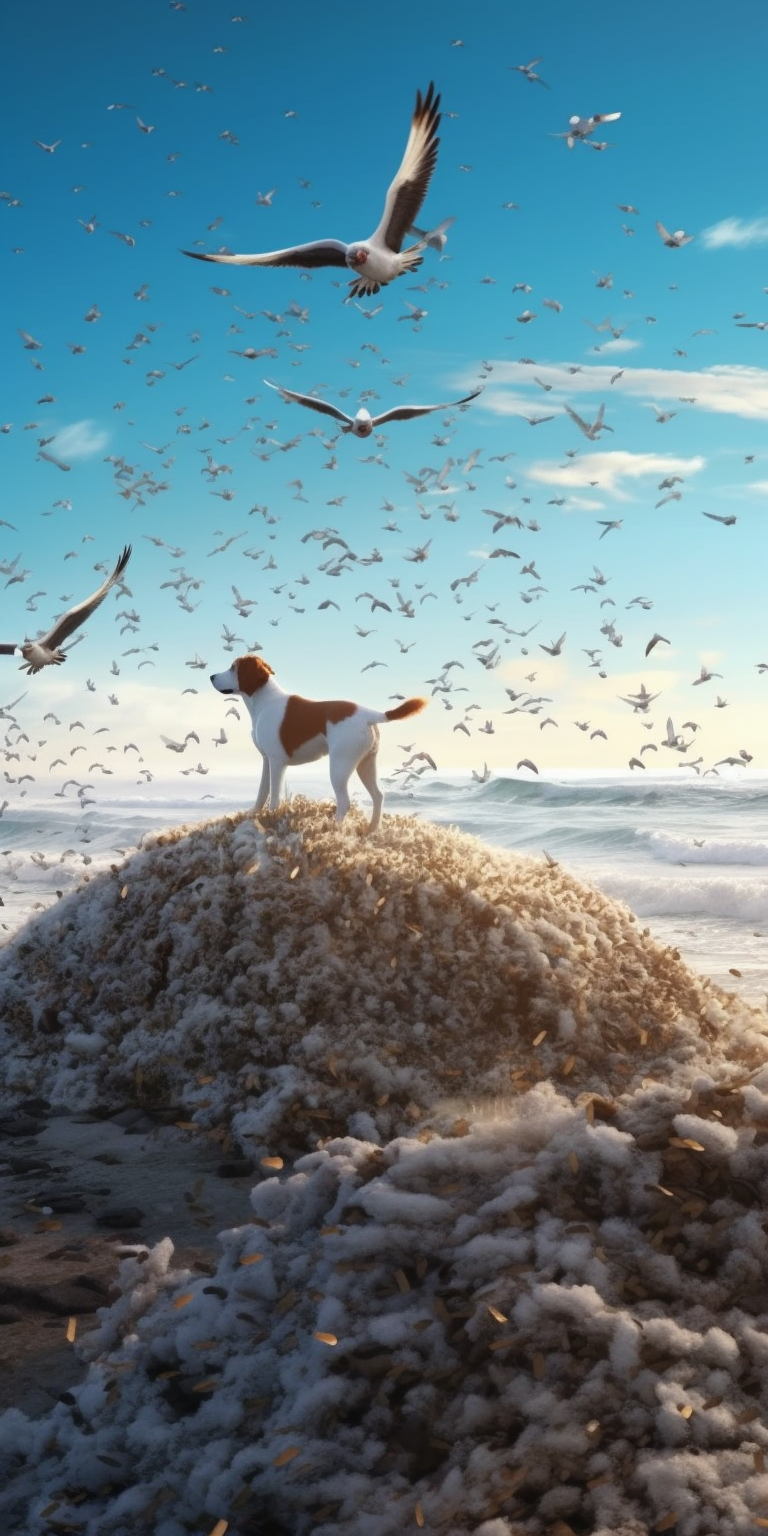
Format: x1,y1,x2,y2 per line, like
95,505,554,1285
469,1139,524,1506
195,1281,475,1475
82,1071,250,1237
354,249,368,266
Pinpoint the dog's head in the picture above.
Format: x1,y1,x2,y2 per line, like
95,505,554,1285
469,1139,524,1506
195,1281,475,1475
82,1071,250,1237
210,655,275,697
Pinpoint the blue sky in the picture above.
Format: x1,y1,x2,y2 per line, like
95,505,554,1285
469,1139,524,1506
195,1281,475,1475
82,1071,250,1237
1,0,767,786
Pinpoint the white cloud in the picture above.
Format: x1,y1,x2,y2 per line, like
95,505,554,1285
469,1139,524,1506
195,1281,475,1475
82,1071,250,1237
589,336,641,354
526,451,706,498
701,216,768,249
749,480,768,494
52,420,110,459
475,362,768,422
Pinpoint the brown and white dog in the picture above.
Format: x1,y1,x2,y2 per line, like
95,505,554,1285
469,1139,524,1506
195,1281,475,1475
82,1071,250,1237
210,655,428,832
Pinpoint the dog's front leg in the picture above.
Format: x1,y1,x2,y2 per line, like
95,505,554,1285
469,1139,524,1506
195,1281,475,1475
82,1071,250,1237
253,753,270,812
268,759,288,810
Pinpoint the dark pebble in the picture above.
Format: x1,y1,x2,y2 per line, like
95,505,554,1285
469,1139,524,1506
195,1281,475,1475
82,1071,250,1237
36,1192,88,1214
0,1228,20,1247
150,1106,192,1125
0,1274,112,1316
38,1006,62,1035
95,1205,145,1229
217,1160,255,1179
45,1242,91,1260
16,1097,51,1116
7,1156,52,1176
111,1108,147,1129
0,1116,42,1136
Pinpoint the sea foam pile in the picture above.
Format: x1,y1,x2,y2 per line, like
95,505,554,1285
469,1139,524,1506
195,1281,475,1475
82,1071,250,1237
2,802,768,1535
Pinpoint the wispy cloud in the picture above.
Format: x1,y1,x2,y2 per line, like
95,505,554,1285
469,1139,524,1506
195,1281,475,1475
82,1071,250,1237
589,337,641,355
700,216,768,249
52,420,110,460
526,451,706,498
473,362,768,422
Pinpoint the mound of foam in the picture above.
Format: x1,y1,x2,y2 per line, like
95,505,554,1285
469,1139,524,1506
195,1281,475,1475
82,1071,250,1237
3,1080,768,1535
0,800,765,1156
2,804,768,1534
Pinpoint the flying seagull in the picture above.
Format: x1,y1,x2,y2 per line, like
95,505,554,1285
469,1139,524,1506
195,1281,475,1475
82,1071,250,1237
183,83,441,299
655,221,694,247
556,112,621,149
264,379,481,437
406,216,455,252
509,57,550,88
2,546,132,674
564,401,613,440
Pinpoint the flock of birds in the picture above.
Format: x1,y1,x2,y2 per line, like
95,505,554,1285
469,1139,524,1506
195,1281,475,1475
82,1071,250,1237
2,36,765,824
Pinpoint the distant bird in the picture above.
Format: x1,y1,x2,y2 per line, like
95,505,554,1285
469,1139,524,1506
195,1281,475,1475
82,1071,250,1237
406,216,455,252
516,758,539,774
564,401,612,440
539,632,566,656
645,632,670,656
655,222,694,247
509,57,549,88
702,512,737,526
264,379,480,437
34,139,62,154
161,731,200,753
183,83,442,298
3,547,132,674
471,763,491,782
556,112,621,149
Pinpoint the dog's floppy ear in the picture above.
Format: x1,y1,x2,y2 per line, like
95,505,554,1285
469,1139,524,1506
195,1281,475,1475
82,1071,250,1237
235,654,274,695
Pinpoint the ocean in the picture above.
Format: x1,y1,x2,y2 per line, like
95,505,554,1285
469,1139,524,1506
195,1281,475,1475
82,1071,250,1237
1,769,766,1006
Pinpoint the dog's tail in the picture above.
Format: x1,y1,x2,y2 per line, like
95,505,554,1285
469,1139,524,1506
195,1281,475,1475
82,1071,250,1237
382,697,429,722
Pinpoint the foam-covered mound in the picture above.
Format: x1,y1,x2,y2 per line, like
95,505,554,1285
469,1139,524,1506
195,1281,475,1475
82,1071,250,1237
2,805,768,1535
3,1083,768,1536
0,800,765,1155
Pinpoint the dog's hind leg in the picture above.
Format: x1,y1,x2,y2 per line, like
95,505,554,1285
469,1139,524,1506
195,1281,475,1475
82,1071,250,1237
355,748,384,833
253,753,270,812
329,755,355,824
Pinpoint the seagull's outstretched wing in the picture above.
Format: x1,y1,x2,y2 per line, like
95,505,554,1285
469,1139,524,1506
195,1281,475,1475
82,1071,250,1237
372,388,481,426
35,546,132,650
564,403,590,435
182,239,349,269
264,379,353,426
371,83,441,254
655,221,672,243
